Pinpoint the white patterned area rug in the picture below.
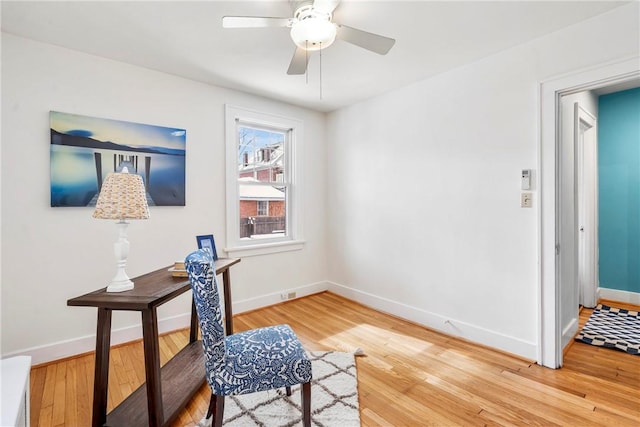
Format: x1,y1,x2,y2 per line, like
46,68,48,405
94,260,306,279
575,304,640,355
197,351,360,427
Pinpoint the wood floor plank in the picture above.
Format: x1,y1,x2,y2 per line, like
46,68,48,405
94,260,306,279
29,365,47,423
423,373,549,426
37,404,53,427
50,360,67,426
40,364,57,410
593,405,640,426
29,292,640,426
75,356,92,427
63,359,78,427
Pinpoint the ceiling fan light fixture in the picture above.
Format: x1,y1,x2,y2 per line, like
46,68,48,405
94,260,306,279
290,17,336,51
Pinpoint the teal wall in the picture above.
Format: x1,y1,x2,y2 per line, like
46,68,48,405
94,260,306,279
598,87,640,293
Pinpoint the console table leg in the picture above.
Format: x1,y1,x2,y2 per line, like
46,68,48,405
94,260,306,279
92,308,112,427
222,270,233,335
141,308,163,426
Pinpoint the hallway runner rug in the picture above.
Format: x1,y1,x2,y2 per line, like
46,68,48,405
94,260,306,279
197,351,360,426
575,304,639,355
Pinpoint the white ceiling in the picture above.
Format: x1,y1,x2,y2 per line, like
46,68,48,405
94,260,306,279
1,1,629,112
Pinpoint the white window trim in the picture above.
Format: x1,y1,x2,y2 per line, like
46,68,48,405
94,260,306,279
224,105,304,257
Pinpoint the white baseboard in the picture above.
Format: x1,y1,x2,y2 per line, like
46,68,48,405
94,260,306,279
8,313,192,366
232,281,330,314
327,281,538,361
598,287,640,305
15,279,541,365
561,318,579,349
10,282,331,365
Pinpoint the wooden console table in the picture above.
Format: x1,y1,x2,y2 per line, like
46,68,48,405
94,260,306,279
68,257,240,427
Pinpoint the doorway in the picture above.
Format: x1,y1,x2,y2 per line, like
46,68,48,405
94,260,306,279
539,57,640,369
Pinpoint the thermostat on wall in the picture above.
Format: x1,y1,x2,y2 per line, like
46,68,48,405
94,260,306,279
521,169,531,190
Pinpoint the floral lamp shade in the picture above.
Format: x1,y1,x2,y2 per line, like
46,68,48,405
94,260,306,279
93,171,150,220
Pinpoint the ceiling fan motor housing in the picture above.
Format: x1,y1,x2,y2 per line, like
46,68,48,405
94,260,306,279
290,3,336,50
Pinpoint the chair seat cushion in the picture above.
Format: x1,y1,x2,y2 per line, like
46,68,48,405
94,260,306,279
209,324,312,396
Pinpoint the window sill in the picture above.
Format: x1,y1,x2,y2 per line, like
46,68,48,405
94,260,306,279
224,240,305,258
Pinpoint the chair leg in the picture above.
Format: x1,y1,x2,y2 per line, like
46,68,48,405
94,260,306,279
301,381,311,427
213,394,225,427
205,392,215,419
286,386,292,396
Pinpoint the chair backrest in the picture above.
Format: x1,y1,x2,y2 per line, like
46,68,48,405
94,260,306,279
185,249,226,378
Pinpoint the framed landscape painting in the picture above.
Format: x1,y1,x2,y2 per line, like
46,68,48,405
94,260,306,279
50,111,186,207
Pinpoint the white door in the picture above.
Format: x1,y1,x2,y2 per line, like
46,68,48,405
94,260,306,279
575,103,598,308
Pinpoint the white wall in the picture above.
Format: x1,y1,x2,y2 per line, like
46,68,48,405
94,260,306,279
0,33,327,363
326,3,639,360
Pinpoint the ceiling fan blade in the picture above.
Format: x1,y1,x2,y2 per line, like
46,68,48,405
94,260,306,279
287,47,309,75
336,24,395,55
313,0,341,15
222,16,293,28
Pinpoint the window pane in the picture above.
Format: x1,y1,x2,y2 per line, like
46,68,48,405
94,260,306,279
238,185,286,239
257,200,268,216
238,126,285,184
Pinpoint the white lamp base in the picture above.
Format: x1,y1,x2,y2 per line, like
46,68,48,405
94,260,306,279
106,279,134,293
105,220,135,293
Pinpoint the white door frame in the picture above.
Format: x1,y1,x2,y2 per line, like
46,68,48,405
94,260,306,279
539,56,639,369
575,103,598,308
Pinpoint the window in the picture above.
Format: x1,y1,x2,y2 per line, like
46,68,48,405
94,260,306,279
225,105,304,256
257,200,269,216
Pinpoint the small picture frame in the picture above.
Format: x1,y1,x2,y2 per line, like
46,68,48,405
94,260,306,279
196,234,218,260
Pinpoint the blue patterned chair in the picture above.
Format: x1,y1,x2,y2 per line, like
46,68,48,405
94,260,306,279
185,249,312,427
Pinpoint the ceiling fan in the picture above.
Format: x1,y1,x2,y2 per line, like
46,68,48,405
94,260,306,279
223,0,396,75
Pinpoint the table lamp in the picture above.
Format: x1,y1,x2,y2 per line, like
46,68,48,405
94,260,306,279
92,167,150,292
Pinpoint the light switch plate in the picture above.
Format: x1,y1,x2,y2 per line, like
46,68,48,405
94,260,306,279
521,192,532,208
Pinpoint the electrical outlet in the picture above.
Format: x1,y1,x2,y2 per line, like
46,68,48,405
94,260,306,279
287,292,296,299
521,192,533,208
280,293,287,301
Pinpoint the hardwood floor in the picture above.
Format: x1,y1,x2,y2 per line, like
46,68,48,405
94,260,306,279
30,292,639,426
